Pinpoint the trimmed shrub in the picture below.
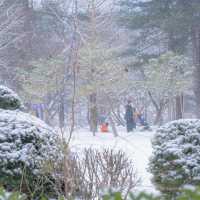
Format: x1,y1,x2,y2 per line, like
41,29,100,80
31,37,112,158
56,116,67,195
0,86,22,110
149,119,200,198
0,86,60,198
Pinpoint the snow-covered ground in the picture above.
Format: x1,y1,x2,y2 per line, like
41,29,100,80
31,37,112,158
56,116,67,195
68,126,157,194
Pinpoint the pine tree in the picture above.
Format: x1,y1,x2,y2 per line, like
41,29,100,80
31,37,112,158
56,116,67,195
119,0,200,117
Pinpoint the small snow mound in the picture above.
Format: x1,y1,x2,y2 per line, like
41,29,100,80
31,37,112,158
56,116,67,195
0,85,22,110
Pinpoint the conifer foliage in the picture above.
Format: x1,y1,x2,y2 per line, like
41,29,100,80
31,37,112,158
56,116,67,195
150,119,200,198
0,86,22,110
0,85,59,197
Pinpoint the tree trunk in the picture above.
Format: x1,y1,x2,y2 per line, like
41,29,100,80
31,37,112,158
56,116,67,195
112,109,125,126
168,32,184,120
175,94,183,120
192,25,200,118
168,99,172,121
148,91,165,125
59,91,65,129
44,107,51,125
89,93,98,136
154,108,163,126
22,0,33,53
108,114,118,137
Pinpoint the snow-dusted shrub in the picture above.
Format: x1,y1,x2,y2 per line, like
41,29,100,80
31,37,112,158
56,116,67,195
0,109,59,194
0,86,22,110
0,86,60,197
149,119,200,198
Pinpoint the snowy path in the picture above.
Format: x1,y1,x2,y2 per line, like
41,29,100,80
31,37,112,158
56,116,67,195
69,127,156,194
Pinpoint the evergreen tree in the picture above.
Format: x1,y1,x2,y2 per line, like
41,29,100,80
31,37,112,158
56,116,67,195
119,0,200,117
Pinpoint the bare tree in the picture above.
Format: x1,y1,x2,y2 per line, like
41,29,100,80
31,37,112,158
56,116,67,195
0,0,26,85
49,148,139,200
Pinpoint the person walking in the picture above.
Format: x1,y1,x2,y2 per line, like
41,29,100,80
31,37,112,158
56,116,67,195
125,100,136,132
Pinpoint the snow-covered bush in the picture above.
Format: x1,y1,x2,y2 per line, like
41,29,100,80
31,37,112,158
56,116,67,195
0,86,60,197
0,86,22,110
149,119,200,198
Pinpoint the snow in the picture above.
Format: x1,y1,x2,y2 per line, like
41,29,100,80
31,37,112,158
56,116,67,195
66,126,157,194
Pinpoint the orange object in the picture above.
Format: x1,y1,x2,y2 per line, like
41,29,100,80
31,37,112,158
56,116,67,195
100,123,108,132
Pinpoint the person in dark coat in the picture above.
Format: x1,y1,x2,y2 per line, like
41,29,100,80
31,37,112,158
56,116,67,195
125,100,136,132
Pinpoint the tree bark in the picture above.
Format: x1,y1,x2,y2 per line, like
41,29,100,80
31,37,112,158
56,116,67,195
112,109,125,126
154,107,164,126
192,25,200,118
148,91,164,125
108,114,118,137
175,94,183,120
59,91,65,129
89,93,98,136
168,32,184,120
